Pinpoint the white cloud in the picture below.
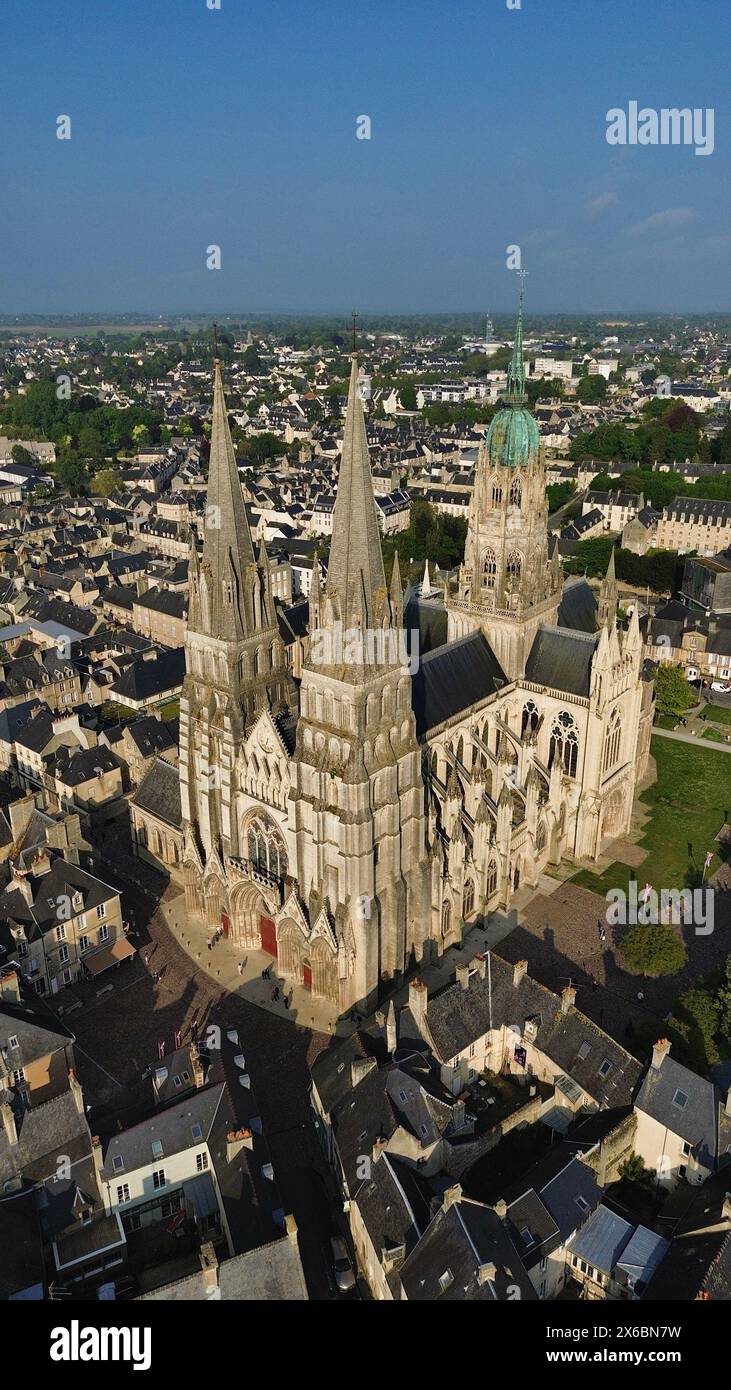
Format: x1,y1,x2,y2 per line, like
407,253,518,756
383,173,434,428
627,207,699,238
584,191,618,220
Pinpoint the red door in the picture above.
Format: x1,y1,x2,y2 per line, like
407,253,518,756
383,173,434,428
303,961,312,991
260,915,278,957
221,913,230,937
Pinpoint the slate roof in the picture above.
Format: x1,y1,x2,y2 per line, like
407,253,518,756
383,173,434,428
642,1172,731,1300
635,1053,724,1171
566,1204,634,1276
422,952,642,1108
125,716,176,759
0,994,73,1073
132,758,182,829
558,578,598,635
0,857,118,935
411,631,508,735
399,1198,536,1301
0,1188,45,1298
137,1234,308,1301
108,647,185,703
525,624,597,697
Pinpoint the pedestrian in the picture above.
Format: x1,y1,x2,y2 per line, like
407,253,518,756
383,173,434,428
272,986,280,1002
284,993,289,1010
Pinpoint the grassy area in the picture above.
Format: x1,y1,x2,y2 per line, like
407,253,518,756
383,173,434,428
654,714,678,730
700,703,731,725
702,726,731,743
572,734,729,896
99,701,138,724
156,698,180,720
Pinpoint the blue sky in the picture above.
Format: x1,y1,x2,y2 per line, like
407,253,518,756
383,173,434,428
1,0,729,313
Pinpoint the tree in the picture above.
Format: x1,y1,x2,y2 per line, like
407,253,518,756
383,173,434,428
576,374,608,403
654,664,696,718
11,444,33,464
131,424,150,449
396,380,418,411
92,466,122,498
620,924,687,977
55,451,89,497
546,481,576,513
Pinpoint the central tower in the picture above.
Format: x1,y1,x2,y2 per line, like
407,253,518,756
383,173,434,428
447,285,562,679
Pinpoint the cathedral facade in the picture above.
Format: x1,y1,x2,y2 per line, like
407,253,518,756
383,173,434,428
179,304,654,1016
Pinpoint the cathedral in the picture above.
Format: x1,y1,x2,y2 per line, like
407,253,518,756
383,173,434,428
179,298,654,1016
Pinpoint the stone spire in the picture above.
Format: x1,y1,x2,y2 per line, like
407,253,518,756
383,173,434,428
194,358,257,643
326,355,388,629
598,546,618,628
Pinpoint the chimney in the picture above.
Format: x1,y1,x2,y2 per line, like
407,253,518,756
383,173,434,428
492,1199,507,1220
199,1241,219,1294
477,1261,497,1286
91,1135,103,1182
0,968,21,1005
190,1043,206,1089
285,1213,299,1246
561,985,576,1015
385,1000,397,1057
652,1038,671,1071
226,1128,253,1162
442,1183,462,1212
408,978,428,1028
68,1067,85,1116
1,1091,18,1147
513,960,528,988
7,794,34,844
456,963,470,991
471,954,486,980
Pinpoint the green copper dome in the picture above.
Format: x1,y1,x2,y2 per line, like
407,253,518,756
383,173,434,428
486,404,540,468
485,276,540,468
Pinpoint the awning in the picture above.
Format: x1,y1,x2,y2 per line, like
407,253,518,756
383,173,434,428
84,938,136,976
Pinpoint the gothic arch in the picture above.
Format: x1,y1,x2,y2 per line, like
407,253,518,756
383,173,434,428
509,476,522,508
462,878,475,919
482,548,497,589
311,936,338,1004
506,549,523,585
242,811,288,883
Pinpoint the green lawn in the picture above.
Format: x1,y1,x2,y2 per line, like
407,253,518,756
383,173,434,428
701,703,731,725
156,698,180,720
572,735,729,896
702,726,731,743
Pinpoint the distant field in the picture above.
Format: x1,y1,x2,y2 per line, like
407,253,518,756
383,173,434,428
0,322,166,336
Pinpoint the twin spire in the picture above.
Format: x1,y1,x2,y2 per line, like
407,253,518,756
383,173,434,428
189,356,266,644
325,354,390,630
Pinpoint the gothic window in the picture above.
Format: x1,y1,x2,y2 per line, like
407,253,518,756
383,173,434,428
509,476,522,508
549,713,578,777
491,480,503,507
486,859,498,898
246,815,288,882
222,579,233,605
441,899,452,936
462,879,475,918
506,550,523,585
521,700,539,736
482,548,497,589
603,709,622,773
456,736,464,767
536,821,547,853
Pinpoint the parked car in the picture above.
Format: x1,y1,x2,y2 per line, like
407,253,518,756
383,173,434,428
330,1236,356,1292
711,681,731,692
